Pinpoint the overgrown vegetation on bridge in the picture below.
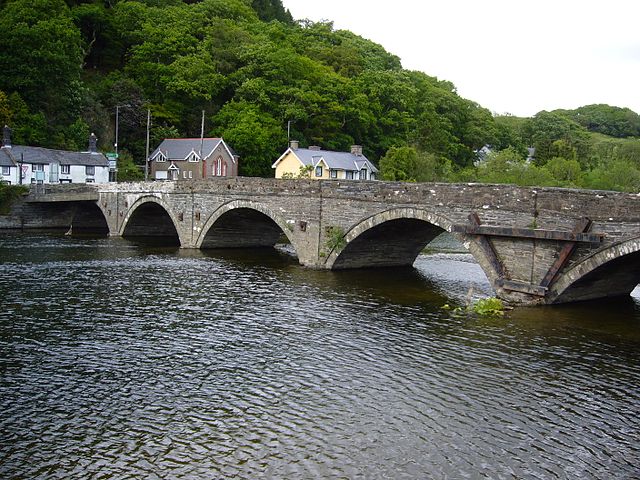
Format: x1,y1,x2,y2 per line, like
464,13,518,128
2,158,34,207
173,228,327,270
0,184,28,215
0,0,638,191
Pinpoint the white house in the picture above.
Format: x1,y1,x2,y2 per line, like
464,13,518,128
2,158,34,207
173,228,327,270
1,126,110,185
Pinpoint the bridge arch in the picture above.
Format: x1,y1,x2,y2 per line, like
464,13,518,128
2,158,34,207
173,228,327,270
119,195,182,245
324,208,499,281
548,236,640,303
196,200,298,256
69,201,110,234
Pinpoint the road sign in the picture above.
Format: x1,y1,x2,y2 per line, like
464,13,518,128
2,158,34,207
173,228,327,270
106,153,119,160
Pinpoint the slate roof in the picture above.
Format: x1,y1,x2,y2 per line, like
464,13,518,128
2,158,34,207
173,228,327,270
0,149,16,167
149,138,236,162
1,146,108,166
274,147,378,173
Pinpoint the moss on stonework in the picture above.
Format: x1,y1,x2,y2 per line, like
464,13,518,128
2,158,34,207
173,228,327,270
0,184,28,215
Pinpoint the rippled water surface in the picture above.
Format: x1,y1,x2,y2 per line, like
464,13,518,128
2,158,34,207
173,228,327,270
1,232,640,479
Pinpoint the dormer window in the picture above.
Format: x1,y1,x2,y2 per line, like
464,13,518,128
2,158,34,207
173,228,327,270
156,152,167,163
188,152,200,162
359,168,367,180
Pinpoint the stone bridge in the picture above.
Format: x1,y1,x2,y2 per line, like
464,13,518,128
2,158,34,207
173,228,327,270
20,178,640,306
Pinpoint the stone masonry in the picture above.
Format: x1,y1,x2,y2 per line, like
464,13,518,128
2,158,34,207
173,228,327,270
18,179,640,305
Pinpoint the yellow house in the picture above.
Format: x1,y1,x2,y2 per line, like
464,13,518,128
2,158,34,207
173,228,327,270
272,141,378,180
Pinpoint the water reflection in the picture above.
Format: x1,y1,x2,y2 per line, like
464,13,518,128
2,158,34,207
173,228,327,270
1,232,639,479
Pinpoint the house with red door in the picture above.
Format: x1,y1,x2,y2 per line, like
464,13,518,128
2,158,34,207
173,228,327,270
148,137,238,181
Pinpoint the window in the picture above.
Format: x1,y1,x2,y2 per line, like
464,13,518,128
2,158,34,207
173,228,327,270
183,171,188,179
370,172,376,180
188,153,199,162
346,171,354,180
359,168,367,180
189,171,193,179
329,169,337,179
86,166,95,176
213,157,227,177
61,165,70,175
33,164,44,171
86,178,95,183
156,153,167,163
2,166,9,176
315,166,323,177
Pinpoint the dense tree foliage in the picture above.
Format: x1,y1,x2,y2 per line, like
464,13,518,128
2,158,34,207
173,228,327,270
0,0,638,192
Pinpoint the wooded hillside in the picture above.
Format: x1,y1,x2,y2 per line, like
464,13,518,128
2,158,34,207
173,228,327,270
1,0,639,190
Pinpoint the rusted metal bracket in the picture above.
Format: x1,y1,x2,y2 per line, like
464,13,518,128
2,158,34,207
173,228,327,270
539,217,593,289
496,279,548,297
455,214,601,297
452,224,604,243
464,212,507,279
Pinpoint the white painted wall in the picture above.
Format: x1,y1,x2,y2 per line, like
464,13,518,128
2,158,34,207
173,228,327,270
57,165,110,184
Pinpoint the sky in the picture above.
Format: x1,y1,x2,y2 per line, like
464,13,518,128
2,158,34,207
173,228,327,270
282,0,640,117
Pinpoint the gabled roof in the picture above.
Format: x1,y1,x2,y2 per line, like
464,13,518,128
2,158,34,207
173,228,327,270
0,148,17,167
1,146,108,166
149,138,236,162
272,147,378,173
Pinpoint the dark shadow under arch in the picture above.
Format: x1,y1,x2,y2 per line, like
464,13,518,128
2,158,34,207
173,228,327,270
331,218,447,270
70,202,109,235
551,248,640,304
200,207,289,250
122,202,179,245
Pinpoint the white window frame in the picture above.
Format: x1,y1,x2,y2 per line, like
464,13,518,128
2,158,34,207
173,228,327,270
61,165,70,175
346,171,354,180
86,165,95,176
359,168,367,180
315,166,323,177
188,152,200,162
1,166,10,176
33,164,44,171
329,169,337,179
156,153,167,163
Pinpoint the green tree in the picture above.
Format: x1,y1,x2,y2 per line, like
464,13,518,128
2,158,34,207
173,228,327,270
523,111,590,166
116,151,144,182
476,147,554,187
212,101,287,177
584,159,640,192
557,104,640,138
379,146,451,182
0,0,83,117
0,90,12,127
543,156,583,186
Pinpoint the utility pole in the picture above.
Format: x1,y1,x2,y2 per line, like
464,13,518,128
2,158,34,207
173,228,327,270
199,110,205,179
115,105,119,156
145,108,151,181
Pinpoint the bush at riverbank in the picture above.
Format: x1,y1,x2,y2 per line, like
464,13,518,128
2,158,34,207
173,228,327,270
0,184,28,215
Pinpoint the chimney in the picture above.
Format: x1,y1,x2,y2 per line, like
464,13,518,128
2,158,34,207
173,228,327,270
88,132,98,153
309,145,321,151
289,140,299,150
2,125,11,148
351,145,363,156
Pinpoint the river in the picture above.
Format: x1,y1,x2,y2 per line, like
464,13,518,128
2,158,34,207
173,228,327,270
1,232,639,479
